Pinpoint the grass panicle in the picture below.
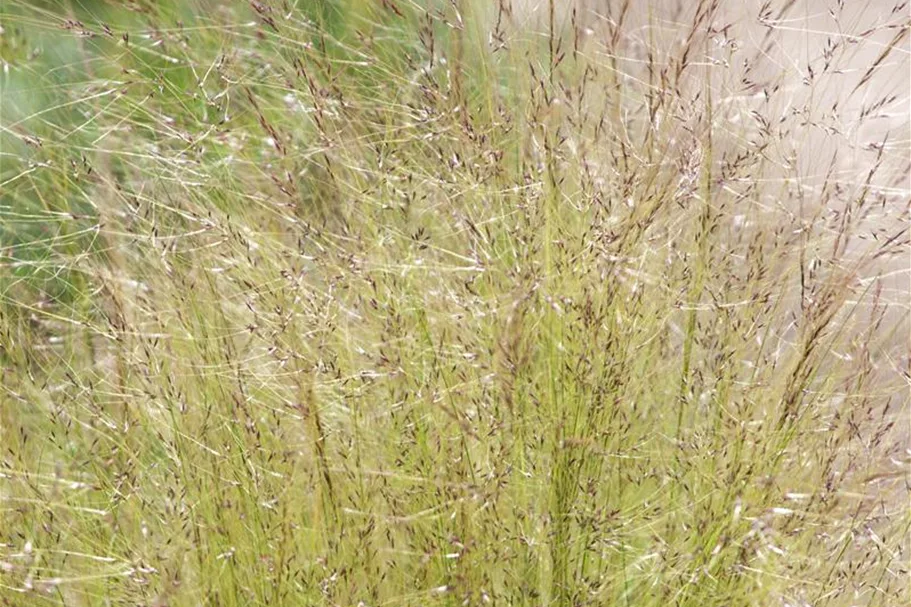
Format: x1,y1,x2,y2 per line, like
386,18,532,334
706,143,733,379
0,0,908,605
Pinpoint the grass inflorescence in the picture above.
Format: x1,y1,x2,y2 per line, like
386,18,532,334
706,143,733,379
0,0,908,605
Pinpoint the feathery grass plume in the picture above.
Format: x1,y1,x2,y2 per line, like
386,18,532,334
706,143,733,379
1,0,908,605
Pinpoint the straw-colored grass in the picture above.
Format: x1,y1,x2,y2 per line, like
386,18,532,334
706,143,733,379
1,1,908,605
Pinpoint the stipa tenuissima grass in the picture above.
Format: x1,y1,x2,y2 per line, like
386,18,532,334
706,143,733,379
0,0,908,605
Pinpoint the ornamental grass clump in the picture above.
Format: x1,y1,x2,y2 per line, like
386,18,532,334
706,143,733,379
0,1,908,605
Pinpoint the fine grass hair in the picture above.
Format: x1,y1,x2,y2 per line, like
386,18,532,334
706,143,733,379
1,0,908,605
